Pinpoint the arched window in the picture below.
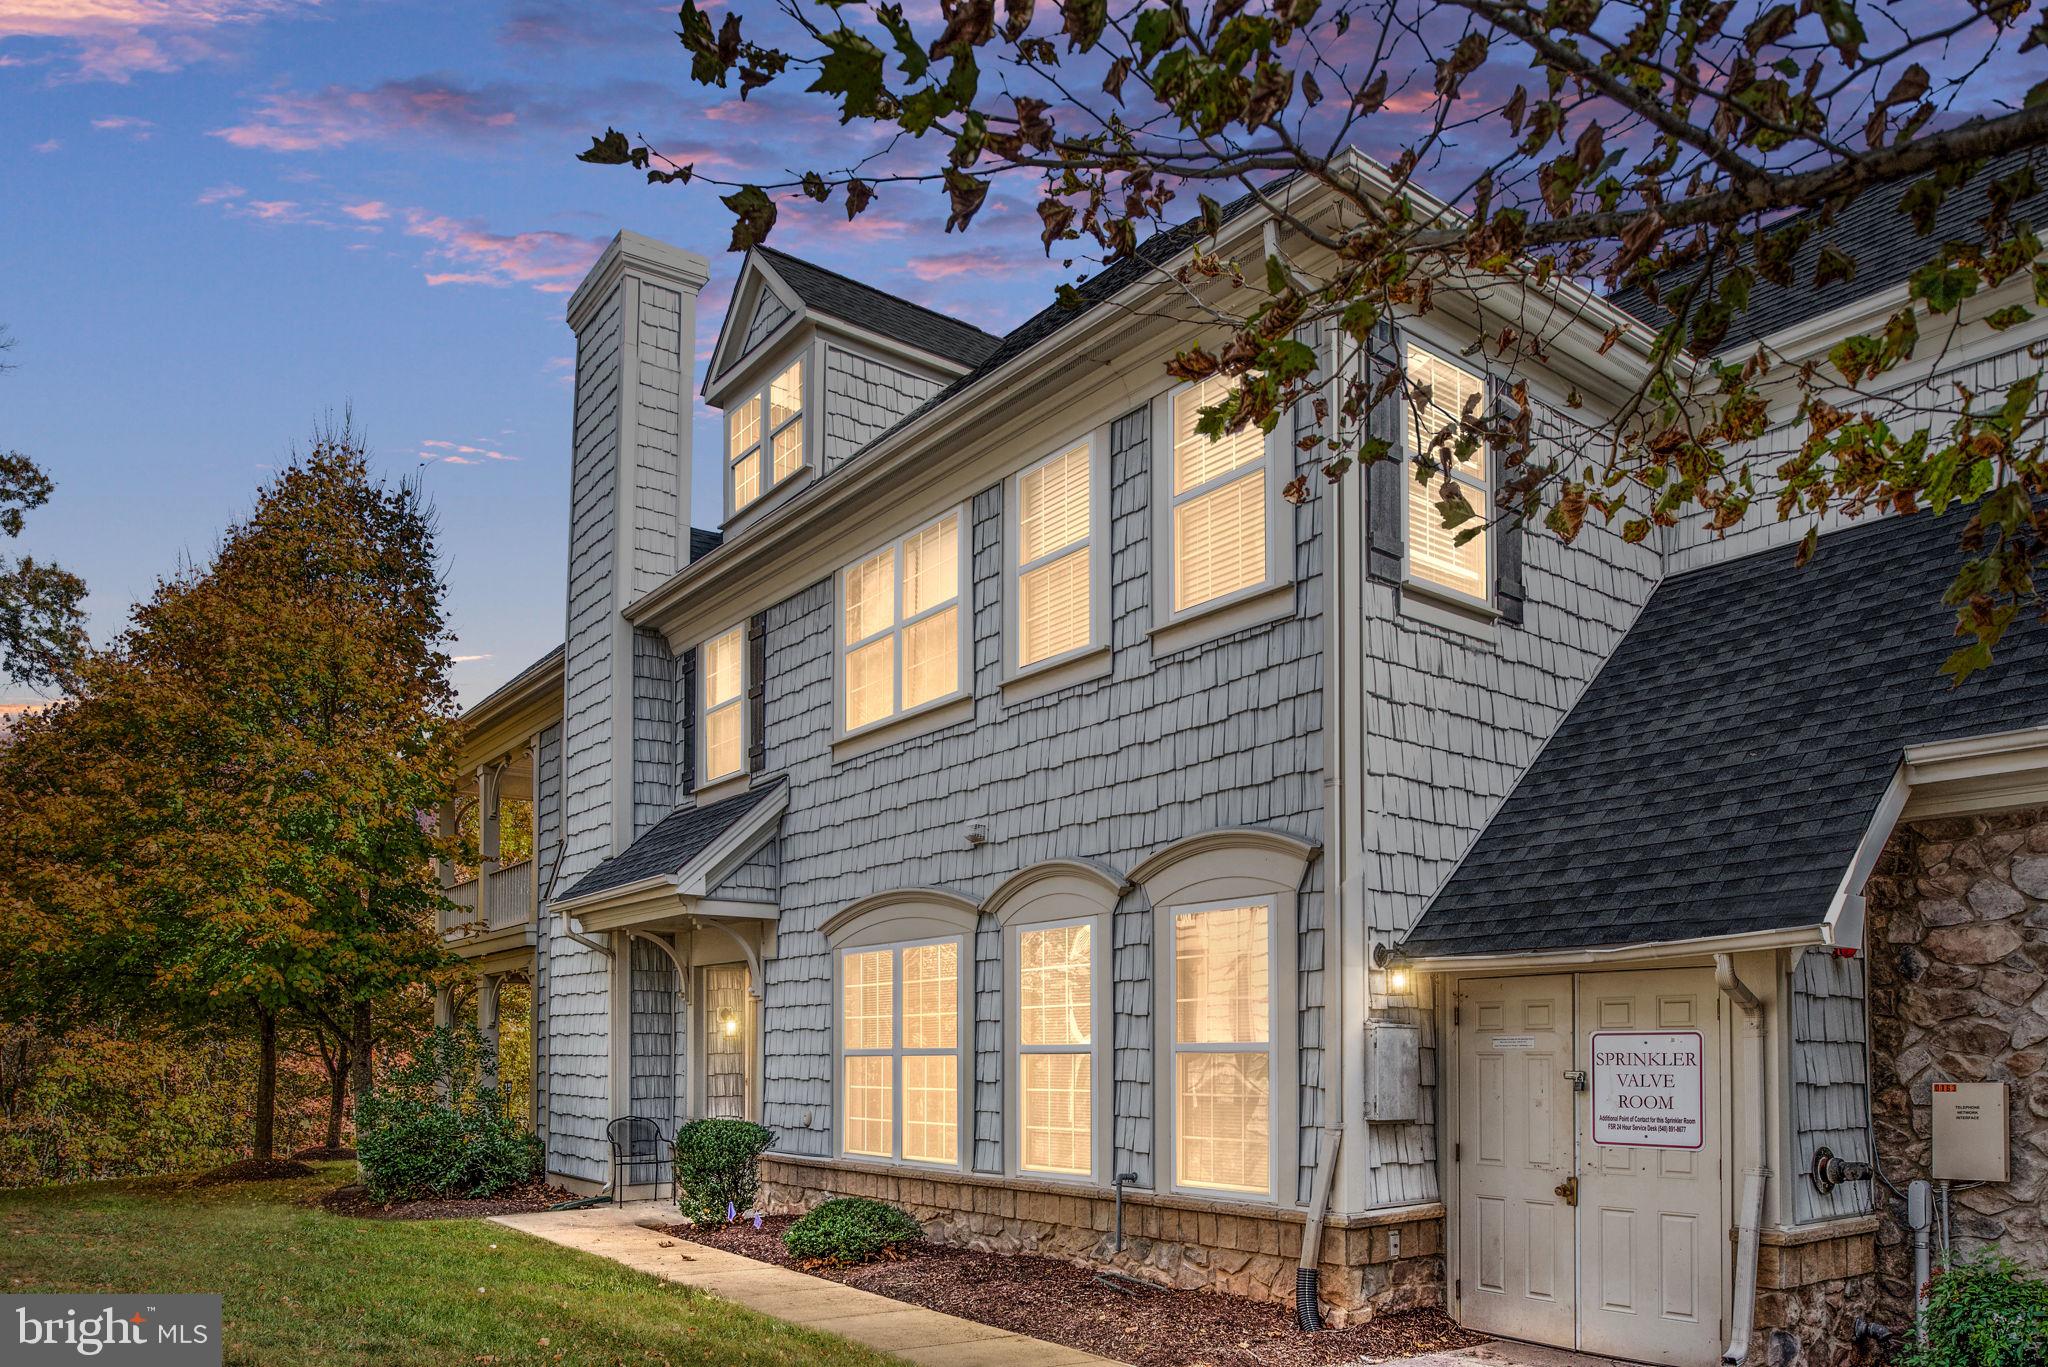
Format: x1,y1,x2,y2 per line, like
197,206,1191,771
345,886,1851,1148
822,890,977,1169
986,862,1126,1183
1132,830,1318,1203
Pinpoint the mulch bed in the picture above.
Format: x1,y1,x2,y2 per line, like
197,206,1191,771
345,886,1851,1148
319,1178,578,1221
291,1145,358,1161
666,1214,1487,1367
189,1159,316,1185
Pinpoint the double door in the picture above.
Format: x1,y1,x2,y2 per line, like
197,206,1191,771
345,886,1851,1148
1453,970,1724,1367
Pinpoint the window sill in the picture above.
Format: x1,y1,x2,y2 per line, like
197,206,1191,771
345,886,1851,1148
694,773,751,807
831,695,974,763
1149,583,1296,660
725,464,815,537
1001,646,1112,706
1396,582,1499,640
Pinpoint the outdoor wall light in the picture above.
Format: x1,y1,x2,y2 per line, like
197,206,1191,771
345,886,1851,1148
719,1009,740,1038
1387,967,1412,994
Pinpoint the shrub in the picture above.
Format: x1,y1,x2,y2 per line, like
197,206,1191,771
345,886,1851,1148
1899,1254,2048,1367
673,1117,775,1225
354,1026,539,1203
782,1197,922,1265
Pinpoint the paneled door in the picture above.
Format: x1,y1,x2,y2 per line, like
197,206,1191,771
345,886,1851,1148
1453,975,1577,1347
1575,970,1723,1367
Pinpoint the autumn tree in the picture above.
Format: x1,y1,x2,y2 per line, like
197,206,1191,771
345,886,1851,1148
0,431,460,1162
0,326,86,691
586,0,2048,676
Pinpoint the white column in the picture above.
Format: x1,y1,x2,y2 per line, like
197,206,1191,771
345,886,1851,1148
478,974,502,1089
478,763,501,925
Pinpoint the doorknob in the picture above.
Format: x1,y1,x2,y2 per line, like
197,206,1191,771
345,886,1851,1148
1553,1175,1578,1207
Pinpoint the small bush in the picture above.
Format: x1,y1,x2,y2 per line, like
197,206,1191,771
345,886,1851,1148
781,1197,923,1265
673,1118,775,1224
1899,1254,2048,1367
354,1027,539,1203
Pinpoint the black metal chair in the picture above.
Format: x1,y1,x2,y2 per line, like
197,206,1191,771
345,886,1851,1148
605,1115,670,1206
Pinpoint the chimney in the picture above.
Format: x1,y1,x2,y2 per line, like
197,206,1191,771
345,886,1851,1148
561,231,709,867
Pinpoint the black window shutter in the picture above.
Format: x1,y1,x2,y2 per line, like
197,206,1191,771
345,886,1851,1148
678,648,697,796
746,613,768,775
1363,320,1406,582
1489,374,1526,625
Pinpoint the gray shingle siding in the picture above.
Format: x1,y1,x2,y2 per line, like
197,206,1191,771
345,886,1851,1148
823,345,947,473
1790,949,1874,1224
631,284,688,599
631,628,676,839
741,284,793,360
709,837,778,901
753,394,1327,1196
534,720,562,1155
629,935,679,1154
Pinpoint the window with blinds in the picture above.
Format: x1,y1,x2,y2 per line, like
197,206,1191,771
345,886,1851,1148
839,509,964,735
840,940,961,1166
1403,341,1491,602
726,356,806,516
1171,902,1273,1196
1169,374,1272,613
1013,441,1097,670
699,624,745,784
1016,922,1095,1177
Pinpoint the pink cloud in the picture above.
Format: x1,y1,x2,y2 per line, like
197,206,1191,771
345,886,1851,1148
340,199,389,222
904,250,987,283
31,137,60,152
195,182,246,204
213,77,523,153
0,0,317,83
90,114,154,137
403,210,604,294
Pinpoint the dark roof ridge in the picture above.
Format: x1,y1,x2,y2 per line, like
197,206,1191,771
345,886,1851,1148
754,245,1002,342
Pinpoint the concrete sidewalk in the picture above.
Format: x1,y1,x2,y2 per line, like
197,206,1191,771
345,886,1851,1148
489,1202,1122,1366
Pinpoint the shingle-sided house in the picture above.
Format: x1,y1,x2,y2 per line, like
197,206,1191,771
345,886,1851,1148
436,148,2048,1366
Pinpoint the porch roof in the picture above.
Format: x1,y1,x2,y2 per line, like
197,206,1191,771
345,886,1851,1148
554,779,785,909
1401,506,2048,961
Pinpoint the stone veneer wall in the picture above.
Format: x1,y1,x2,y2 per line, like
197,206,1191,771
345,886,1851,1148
759,1156,1443,1324
1751,1220,1880,1367
1864,807,2048,1331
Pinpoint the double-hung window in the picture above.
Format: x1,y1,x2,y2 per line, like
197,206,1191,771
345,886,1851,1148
1401,341,1491,603
1011,438,1103,672
727,357,805,516
840,940,963,1166
1015,921,1095,1177
1169,900,1274,1196
838,508,965,735
699,624,745,786
1167,374,1276,615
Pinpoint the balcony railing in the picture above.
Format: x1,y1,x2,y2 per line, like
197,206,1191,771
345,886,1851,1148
440,859,535,940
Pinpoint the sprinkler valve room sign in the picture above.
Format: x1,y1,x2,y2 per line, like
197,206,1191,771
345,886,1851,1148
1591,1031,1705,1149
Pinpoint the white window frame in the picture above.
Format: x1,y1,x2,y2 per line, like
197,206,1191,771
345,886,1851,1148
834,936,969,1171
1398,335,1494,612
1150,378,1294,640
1004,913,1112,1183
1163,896,1282,1200
724,353,809,519
696,622,748,789
1005,431,1110,680
833,505,971,741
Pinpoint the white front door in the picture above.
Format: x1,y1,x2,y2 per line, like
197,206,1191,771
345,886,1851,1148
1454,969,1726,1367
1576,970,1724,1367
1455,974,1577,1346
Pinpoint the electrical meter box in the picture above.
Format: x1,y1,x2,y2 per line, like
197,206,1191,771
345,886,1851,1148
1932,1082,2009,1182
1364,1021,1421,1122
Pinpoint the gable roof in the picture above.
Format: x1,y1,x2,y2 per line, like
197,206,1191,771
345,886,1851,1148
1610,146,2048,349
554,778,783,907
1401,507,2048,961
753,246,1002,367
690,526,724,562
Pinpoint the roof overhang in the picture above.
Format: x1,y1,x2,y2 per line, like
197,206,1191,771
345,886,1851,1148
458,646,564,771
1400,923,1830,976
547,782,789,932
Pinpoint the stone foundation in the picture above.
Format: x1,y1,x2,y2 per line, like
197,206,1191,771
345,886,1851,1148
1864,808,2048,1332
760,1154,1443,1323
1751,1218,1883,1366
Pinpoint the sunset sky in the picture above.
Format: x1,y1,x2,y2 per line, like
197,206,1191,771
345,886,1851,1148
0,0,1068,707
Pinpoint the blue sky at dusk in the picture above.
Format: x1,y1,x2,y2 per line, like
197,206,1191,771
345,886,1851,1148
0,0,1067,708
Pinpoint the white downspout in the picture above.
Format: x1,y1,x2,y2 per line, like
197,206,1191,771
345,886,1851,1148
1716,954,1766,1365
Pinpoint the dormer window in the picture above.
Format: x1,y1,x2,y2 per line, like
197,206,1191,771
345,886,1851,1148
727,357,806,516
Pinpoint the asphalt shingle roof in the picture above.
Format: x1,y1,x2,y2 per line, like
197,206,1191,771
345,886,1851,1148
556,778,784,905
689,526,724,562
755,246,1002,367
461,644,563,722
1609,147,2048,349
1402,508,2048,959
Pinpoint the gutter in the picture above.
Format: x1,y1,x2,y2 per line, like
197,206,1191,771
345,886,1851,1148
1399,923,1826,975
1716,954,1768,1366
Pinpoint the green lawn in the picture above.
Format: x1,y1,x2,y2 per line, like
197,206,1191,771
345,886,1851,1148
0,1164,896,1366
